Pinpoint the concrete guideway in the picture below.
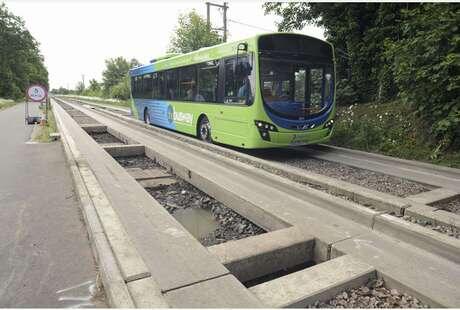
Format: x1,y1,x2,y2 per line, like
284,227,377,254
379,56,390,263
52,100,261,308
54,98,460,307
303,144,460,191
72,98,460,263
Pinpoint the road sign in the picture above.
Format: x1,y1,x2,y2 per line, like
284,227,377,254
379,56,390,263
27,84,47,102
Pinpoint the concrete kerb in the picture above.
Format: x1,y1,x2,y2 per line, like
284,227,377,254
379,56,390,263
52,100,169,308
405,203,460,231
373,213,460,264
52,100,135,307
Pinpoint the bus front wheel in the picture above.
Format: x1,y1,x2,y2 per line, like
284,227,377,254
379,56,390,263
198,116,212,143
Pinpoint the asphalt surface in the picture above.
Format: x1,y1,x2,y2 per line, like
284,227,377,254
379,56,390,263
0,103,104,307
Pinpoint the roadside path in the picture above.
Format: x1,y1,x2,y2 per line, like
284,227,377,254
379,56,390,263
0,103,104,307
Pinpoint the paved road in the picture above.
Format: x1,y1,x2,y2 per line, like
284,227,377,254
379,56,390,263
0,103,104,307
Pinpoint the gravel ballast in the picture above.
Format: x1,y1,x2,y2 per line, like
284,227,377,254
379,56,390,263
310,279,428,308
90,132,124,144
431,196,460,215
254,149,430,197
114,155,265,246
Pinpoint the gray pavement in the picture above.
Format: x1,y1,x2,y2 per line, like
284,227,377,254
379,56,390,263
0,103,104,307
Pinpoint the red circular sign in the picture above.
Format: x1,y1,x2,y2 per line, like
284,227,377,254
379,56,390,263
27,84,47,102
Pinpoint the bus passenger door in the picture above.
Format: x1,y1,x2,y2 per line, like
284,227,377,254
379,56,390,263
213,56,251,144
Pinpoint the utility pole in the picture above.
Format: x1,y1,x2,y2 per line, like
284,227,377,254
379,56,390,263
82,74,85,90
205,2,228,42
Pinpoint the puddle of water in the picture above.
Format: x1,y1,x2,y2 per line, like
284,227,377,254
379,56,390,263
172,208,219,239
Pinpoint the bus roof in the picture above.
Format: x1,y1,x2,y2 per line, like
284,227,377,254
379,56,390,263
129,33,332,77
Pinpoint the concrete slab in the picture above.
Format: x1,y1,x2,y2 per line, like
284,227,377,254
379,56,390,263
331,232,460,307
103,144,145,158
208,226,314,282
249,255,375,308
126,167,172,180
405,204,460,229
127,277,169,308
139,178,178,188
373,214,460,264
407,188,460,205
164,275,263,308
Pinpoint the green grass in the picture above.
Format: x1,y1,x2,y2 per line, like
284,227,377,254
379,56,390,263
329,100,460,169
0,98,18,110
34,105,58,143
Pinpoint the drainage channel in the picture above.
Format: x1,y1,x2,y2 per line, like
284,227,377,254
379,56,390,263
55,99,449,307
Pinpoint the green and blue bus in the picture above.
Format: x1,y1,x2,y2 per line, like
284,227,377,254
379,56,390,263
129,33,336,149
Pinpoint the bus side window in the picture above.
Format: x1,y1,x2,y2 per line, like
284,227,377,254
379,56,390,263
224,56,253,105
165,70,179,100
143,73,153,99
197,60,218,102
178,66,197,101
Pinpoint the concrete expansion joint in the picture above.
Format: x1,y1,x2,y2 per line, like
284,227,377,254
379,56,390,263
160,273,231,294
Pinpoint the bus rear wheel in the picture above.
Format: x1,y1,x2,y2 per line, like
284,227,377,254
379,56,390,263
198,116,212,143
144,108,150,124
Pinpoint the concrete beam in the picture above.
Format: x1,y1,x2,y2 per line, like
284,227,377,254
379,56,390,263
405,204,460,230
373,214,460,264
164,275,263,308
127,277,169,308
407,188,460,205
103,144,145,158
125,167,172,180
208,226,314,283
249,255,375,308
81,124,108,134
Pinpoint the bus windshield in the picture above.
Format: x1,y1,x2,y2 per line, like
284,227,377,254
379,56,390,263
260,58,333,120
258,34,334,120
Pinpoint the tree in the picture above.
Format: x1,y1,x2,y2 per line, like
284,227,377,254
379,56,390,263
0,3,48,100
101,56,139,97
88,79,101,93
168,10,221,54
75,81,85,94
384,4,460,149
263,3,413,104
102,57,130,95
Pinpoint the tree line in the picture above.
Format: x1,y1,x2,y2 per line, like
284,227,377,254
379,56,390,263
0,3,48,100
264,2,460,150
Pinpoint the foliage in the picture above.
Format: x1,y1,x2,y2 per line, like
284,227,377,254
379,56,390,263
0,3,48,100
384,4,460,150
264,3,411,104
264,2,460,152
168,10,221,54
330,101,460,168
75,81,85,94
101,57,139,98
109,75,131,100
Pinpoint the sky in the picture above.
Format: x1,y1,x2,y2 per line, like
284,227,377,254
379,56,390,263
5,0,325,90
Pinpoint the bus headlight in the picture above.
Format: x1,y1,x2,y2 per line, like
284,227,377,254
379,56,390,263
324,119,334,129
255,120,278,141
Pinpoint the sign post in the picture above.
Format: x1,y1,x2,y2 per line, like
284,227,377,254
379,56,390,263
25,84,48,124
